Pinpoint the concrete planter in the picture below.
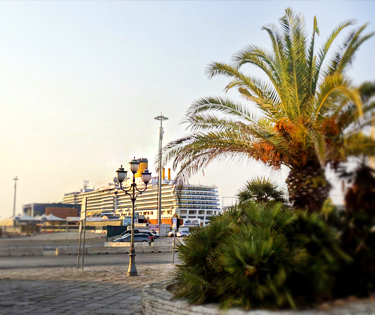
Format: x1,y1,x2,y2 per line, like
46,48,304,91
142,280,278,315
142,280,375,315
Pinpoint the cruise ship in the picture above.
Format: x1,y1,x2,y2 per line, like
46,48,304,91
62,159,221,226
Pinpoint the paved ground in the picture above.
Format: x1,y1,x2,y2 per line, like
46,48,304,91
0,233,179,315
0,263,174,315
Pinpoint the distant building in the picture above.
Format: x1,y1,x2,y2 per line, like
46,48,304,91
62,158,220,226
22,203,80,219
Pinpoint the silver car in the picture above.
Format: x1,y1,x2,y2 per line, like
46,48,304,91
177,230,190,237
120,233,152,245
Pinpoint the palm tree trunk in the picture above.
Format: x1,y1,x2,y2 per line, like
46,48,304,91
286,163,331,212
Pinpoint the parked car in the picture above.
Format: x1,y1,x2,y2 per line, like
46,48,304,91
121,229,140,237
150,230,159,239
113,238,127,242
121,233,153,245
140,232,154,241
177,230,190,237
100,211,115,217
168,230,177,237
121,230,154,241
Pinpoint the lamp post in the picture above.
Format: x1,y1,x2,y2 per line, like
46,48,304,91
13,176,19,217
115,158,151,276
154,114,168,236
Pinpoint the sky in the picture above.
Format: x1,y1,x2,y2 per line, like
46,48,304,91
1,1,374,219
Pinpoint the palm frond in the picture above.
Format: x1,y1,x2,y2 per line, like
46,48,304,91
183,114,242,132
314,73,362,119
305,127,326,166
306,16,319,98
187,96,256,123
314,19,354,89
161,128,291,182
338,101,375,134
206,62,275,100
231,46,294,117
326,23,374,75
344,132,375,157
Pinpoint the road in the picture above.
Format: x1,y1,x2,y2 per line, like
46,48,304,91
0,251,177,269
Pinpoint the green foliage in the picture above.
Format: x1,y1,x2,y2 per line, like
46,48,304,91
237,176,287,204
174,202,348,310
283,211,350,303
320,198,340,222
332,163,375,297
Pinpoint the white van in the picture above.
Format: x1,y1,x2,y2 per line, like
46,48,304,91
169,226,190,237
179,226,190,233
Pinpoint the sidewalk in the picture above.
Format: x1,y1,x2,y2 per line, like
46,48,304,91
0,263,174,315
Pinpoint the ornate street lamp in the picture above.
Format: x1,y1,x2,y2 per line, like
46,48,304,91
115,158,152,276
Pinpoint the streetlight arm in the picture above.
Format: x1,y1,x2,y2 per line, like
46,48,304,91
119,183,133,198
134,184,148,198
119,181,149,201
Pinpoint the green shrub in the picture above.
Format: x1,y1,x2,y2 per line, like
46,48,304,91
283,211,350,305
332,163,375,297
174,202,348,310
237,177,287,204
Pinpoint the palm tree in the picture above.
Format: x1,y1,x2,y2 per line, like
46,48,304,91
237,177,287,204
162,8,375,212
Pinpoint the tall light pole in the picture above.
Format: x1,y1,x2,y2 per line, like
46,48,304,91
154,114,168,236
13,176,19,217
115,158,151,276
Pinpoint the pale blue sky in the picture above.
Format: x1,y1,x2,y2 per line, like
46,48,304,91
1,1,374,218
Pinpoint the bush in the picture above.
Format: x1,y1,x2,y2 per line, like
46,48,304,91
332,163,375,297
174,201,349,310
237,176,287,204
